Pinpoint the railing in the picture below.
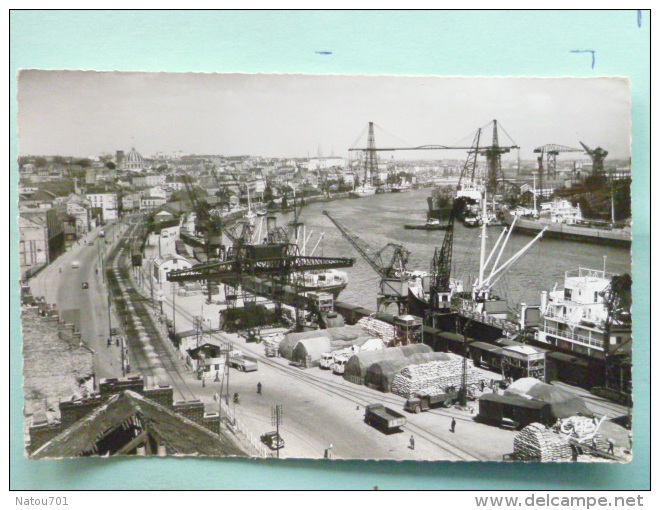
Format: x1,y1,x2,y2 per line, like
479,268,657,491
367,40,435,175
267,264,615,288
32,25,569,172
543,325,604,349
543,309,607,330
219,399,273,458
454,304,518,333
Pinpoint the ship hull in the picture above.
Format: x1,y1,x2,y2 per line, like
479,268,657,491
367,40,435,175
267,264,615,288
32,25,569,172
349,189,376,198
298,282,347,299
403,223,449,231
503,212,631,248
427,196,453,220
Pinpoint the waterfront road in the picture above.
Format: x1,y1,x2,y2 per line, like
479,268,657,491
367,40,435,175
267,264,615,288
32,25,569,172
134,236,517,461
28,221,128,380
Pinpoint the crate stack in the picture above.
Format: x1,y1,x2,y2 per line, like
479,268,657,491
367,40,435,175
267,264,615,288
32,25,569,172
357,317,395,344
513,423,573,462
390,355,481,398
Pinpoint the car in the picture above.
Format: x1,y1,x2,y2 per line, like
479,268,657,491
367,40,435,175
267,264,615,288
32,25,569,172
81,282,89,289
71,260,80,269
260,431,284,450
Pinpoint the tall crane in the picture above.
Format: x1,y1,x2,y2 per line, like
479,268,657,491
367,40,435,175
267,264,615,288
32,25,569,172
477,120,519,195
580,142,609,176
349,120,517,194
323,211,411,313
181,174,229,301
429,128,482,315
211,167,233,212
533,144,583,196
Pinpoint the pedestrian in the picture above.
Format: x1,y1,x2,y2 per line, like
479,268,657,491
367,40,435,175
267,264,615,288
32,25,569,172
409,435,415,450
628,432,633,451
257,382,262,394
107,337,112,347
115,336,120,346
214,371,220,382
450,418,456,433
479,380,485,392
607,438,615,455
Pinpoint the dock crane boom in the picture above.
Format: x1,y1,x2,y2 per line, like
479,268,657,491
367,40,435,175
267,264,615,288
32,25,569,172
323,210,411,313
580,142,609,176
533,144,583,194
429,128,482,314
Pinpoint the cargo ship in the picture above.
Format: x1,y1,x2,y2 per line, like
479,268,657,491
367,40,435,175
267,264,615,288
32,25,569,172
291,269,349,298
502,200,631,248
349,184,377,198
426,185,455,220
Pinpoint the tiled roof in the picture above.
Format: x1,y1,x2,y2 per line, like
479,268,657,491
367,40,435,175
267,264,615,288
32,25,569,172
31,390,248,458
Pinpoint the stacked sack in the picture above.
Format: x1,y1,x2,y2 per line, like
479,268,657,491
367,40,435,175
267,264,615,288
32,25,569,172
357,317,395,344
514,423,573,462
263,333,284,351
390,354,482,398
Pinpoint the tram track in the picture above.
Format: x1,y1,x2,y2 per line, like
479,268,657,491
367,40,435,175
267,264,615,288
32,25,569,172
105,222,197,401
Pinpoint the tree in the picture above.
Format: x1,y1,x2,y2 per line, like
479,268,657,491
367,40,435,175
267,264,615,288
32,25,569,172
33,157,47,168
74,158,92,168
52,156,68,165
105,161,116,170
263,184,274,203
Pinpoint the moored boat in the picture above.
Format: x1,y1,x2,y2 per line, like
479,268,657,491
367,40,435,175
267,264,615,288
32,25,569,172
349,185,377,198
403,218,449,230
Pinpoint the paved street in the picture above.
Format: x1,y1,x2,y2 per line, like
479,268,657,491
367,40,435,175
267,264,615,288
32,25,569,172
29,221,127,380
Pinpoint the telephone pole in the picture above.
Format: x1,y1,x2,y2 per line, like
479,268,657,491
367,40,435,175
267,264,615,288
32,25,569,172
271,405,283,459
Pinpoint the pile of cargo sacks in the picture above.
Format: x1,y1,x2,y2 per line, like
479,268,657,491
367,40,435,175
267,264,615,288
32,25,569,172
390,353,485,399
513,416,612,462
513,423,573,462
357,316,395,344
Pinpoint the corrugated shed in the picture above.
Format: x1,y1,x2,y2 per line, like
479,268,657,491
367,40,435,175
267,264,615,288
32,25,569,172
291,337,332,363
343,344,433,384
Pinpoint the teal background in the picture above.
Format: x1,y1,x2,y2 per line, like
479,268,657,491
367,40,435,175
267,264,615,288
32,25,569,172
10,10,650,490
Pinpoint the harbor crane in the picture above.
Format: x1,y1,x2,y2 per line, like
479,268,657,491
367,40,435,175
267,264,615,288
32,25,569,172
167,241,355,330
533,144,583,193
181,174,227,301
429,129,482,315
477,120,519,195
348,119,518,194
580,142,609,176
322,211,411,314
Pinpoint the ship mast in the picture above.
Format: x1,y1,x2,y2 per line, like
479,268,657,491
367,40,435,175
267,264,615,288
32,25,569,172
477,187,488,300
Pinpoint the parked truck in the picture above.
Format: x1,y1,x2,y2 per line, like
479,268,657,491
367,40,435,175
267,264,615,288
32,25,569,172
331,357,351,375
319,352,334,369
364,404,407,434
404,388,460,414
476,393,554,430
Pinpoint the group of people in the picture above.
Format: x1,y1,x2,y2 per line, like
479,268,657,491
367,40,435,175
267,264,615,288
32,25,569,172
106,336,124,347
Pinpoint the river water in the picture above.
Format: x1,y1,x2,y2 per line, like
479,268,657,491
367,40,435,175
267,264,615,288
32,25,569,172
274,189,632,313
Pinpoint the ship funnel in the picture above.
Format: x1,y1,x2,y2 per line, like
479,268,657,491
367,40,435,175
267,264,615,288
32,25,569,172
540,291,548,312
267,216,277,233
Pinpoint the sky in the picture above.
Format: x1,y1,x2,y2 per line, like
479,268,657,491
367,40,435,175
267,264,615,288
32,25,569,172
17,71,632,161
